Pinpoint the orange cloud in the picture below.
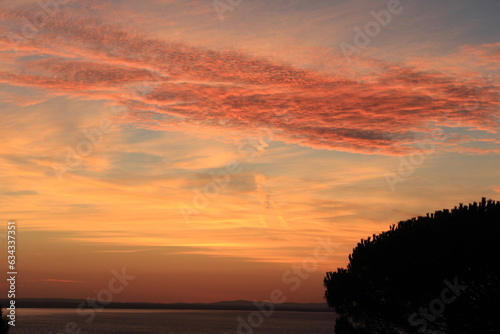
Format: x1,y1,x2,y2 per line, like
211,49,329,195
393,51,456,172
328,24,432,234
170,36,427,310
1,3,498,156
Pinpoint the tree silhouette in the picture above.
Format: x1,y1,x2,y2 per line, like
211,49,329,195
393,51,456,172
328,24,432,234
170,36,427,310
324,198,500,334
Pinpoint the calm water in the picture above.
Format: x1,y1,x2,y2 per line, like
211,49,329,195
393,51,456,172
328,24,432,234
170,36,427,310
10,308,336,333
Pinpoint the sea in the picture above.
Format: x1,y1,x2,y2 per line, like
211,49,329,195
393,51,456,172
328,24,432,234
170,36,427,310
9,308,336,333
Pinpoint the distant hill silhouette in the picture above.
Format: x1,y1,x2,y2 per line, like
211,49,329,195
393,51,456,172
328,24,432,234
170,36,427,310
324,198,500,334
0,308,8,333
3,298,330,312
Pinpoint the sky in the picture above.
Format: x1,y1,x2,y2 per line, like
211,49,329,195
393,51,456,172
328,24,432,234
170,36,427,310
0,0,499,304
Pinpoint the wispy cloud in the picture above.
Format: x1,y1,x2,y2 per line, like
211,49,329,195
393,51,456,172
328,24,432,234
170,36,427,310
1,2,498,157
2,190,38,196
27,278,84,283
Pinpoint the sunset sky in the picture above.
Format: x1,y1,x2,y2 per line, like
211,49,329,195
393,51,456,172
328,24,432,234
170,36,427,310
0,0,499,304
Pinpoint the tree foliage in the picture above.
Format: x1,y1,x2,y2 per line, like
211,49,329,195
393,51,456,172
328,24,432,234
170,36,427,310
324,198,500,334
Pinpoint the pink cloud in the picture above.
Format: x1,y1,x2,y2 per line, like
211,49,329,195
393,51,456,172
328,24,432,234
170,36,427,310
1,2,498,156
